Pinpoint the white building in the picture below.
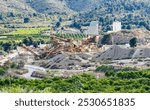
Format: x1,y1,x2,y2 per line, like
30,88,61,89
85,21,99,36
113,21,121,32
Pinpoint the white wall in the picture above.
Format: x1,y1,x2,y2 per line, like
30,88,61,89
113,21,121,32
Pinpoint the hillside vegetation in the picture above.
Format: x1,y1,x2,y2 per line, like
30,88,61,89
0,0,35,14
0,69,150,93
25,0,74,14
74,0,150,31
0,0,149,31
0,65,149,93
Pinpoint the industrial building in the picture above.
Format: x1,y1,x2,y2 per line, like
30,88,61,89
113,21,122,32
85,21,99,36
84,21,100,44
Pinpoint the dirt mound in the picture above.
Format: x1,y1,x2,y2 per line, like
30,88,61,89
94,45,135,61
35,45,150,70
132,48,150,59
39,53,95,70
111,28,150,44
94,45,150,61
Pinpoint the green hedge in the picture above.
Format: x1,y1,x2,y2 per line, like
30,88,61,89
0,73,150,93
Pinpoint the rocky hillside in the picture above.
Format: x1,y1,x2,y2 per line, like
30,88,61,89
0,0,149,30
74,0,150,31
25,0,74,14
110,28,150,44
0,0,35,14
0,0,74,14
0,0,149,14
66,0,102,12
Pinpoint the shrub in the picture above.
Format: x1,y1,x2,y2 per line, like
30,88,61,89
24,18,30,23
0,67,6,76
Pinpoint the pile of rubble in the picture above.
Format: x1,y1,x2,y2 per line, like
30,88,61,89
110,28,150,44
21,32,150,70
94,45,150,61
7,69,28,76
94,45,135,61
36,53,96,70
21,33,101,70
132,48,150,59
21,33,100,60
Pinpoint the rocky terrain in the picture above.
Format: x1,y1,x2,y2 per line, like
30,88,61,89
0,0,149,15
94,45,135,61
95,45,150,61
0,0,149,30
110,28,150,44
25,0,74,14
31,45,150,70
36,53,96,70
0,0,35,14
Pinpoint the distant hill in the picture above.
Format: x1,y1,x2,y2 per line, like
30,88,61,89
0,0,35,14
0,0,75,15
66,0,102,12
66,0,150,13
0,0,149,30
74,0,150,31
0,0,149,15
25,0,74,14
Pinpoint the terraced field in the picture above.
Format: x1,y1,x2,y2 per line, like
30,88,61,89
7,28,50,35
56,33,86,40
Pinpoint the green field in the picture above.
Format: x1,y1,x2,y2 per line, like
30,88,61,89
1,27,85,42
0,28,51,44
56,33,86,40
7,28,50,35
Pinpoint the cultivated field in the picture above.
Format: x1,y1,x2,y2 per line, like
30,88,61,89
7,28,50,35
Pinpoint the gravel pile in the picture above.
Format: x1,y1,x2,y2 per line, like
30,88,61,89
36,45,150,70
94,45,135,61
132,48,150,59
39,53,95,70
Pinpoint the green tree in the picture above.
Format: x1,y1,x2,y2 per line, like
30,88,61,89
23,37,33,46
129,37,137,47
101,34,112,45
55,22,61,28
2,42,12,52
23,37,30,46
24,18,30,23
33,41,38,48
0,67,5,76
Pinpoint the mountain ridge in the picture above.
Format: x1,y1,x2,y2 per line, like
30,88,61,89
0,0,149,30
0,0,148,14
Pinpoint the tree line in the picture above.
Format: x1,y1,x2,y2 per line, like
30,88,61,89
0,65,150,93
0,72,149,93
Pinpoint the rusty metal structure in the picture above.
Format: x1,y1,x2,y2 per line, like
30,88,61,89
21,32,99,59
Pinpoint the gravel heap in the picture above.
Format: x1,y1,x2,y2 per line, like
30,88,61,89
93,45,135,61
35,45,150,70
132,48,150,59
39,53,95,70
